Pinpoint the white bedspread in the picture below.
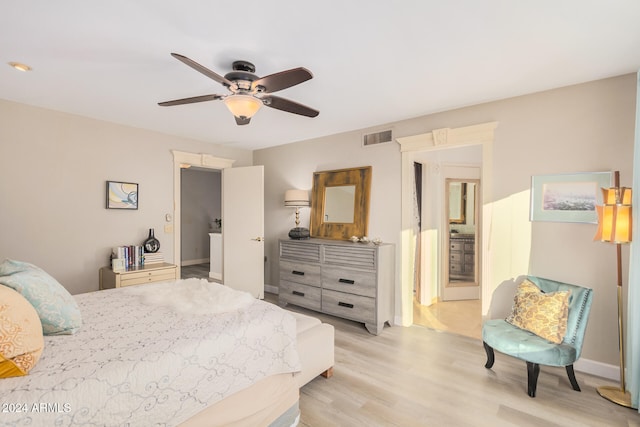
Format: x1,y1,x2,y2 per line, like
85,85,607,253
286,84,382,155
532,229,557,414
0,279,300,426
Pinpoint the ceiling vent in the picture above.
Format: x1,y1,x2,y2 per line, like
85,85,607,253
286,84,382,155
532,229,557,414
363,129,393,147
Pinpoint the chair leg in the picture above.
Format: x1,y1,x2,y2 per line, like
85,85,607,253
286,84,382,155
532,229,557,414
527,362,540,397
565,364,581,391
483,341,495,369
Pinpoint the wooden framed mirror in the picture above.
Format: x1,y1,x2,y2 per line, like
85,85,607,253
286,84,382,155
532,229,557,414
310,166,372,240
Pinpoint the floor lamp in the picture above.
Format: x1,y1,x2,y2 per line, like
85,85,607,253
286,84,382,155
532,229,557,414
594,170,633,408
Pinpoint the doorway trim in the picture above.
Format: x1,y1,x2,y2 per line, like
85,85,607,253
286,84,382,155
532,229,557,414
172,150,235,278
396,122,497,326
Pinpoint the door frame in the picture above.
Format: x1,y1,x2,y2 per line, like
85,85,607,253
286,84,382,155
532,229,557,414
396,122,497,326
172,150,236,278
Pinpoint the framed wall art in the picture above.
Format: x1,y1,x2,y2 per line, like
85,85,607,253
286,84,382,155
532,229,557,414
106,181,138,210
530,172,612,223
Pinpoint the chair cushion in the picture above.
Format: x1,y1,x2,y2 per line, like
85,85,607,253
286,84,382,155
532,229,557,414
483,319,577,366
0,259,82,335
505,279,570,344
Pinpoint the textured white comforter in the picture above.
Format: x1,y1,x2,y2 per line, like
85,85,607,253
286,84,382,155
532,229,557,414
0,279,300,426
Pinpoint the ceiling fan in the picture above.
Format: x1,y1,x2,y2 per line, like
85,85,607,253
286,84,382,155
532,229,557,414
158,53,319,125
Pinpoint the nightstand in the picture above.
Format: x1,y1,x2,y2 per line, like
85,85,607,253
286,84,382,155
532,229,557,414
99,263,177,290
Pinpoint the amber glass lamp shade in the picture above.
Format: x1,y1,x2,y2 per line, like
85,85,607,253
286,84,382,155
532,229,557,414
223,95,262,118
594,187,632,244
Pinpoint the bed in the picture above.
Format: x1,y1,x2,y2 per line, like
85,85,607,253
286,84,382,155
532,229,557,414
0,277,334,427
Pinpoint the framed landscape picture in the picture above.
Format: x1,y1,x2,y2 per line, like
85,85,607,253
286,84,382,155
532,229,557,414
106,181,138,210
530,172,612,223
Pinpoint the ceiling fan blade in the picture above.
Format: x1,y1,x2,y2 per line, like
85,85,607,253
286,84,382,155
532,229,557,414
251,67,313,93
170,53,236,89
158,94,223,107
234,116,251,125
263,95,319,118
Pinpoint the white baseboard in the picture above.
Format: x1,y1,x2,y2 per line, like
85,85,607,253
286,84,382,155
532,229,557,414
265,284,278,294
181,258,208,266
575,358,618,381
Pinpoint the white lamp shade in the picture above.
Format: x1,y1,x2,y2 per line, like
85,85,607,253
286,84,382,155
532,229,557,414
223,95,262,118
284,189,310,207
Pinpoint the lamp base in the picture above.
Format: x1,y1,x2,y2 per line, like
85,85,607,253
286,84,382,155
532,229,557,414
288,227,310,240
597,385,633,408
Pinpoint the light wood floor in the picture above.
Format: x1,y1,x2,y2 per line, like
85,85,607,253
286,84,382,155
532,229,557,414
279,301,640,427
182,269,639,425
413,298,483,340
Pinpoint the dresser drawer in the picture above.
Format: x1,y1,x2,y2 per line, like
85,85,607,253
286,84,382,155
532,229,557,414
450,252,462,262
280,241,321,262
322,289,375,323
324,245,376,269
449,262,463,273
280,260,321,287
280,280,321,311
119,268,176,287
322,267,376,298
450,242,462,251
464,243,475,252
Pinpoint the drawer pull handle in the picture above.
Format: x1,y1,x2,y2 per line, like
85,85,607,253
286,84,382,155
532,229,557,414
292,291,305,297
338,302,354,309
339,278,355,285
292,270,305,276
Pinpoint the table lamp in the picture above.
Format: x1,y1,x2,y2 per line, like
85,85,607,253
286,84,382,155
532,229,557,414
285,189,310,239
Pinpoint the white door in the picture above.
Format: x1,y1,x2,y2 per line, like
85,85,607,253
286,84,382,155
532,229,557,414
222,165,265,298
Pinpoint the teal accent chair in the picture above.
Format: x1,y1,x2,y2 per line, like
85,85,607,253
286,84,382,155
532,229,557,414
482,276,593,397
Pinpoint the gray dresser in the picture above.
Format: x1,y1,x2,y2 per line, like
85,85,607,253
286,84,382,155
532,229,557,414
279,238,394,335
449,235,475,280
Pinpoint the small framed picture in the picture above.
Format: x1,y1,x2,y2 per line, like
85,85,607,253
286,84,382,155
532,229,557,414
530,172,612,223
106,181,138,210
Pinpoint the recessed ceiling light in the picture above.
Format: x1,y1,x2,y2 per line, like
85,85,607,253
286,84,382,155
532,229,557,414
8,62,32,72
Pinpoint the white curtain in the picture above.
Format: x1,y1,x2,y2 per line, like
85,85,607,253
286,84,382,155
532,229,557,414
627,71,640,410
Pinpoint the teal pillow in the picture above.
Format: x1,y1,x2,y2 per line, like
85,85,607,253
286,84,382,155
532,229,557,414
0,259,82,335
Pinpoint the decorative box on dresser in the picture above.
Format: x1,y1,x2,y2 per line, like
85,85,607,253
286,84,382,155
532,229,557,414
99,262,177,290
279,238,394,335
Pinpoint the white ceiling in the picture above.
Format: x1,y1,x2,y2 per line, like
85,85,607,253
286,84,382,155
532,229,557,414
2,1,640,150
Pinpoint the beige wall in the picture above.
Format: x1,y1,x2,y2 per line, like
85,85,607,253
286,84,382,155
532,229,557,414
0,74,634,367
255,74,637,366
0,99,252,295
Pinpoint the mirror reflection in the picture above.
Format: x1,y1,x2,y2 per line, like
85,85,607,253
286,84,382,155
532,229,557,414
449,182,465,224
324,185,356,223
447,180,477,284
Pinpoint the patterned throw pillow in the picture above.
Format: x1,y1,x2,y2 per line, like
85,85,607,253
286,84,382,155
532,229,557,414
0,259,82,335
506,279,570,344
0,285,44,378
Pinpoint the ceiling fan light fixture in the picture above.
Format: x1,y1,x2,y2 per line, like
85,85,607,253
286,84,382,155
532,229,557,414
223,94,262,119
8,61,32,72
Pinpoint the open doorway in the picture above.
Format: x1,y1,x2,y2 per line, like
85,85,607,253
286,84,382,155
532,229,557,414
180,166,221,281
412,146,483,339
397,122,497,331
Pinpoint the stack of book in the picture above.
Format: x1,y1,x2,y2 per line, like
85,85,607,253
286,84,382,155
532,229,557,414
143,252,164,265
112,246,144,269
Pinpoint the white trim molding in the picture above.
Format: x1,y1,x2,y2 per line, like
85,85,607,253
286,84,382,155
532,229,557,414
575,358,619,381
